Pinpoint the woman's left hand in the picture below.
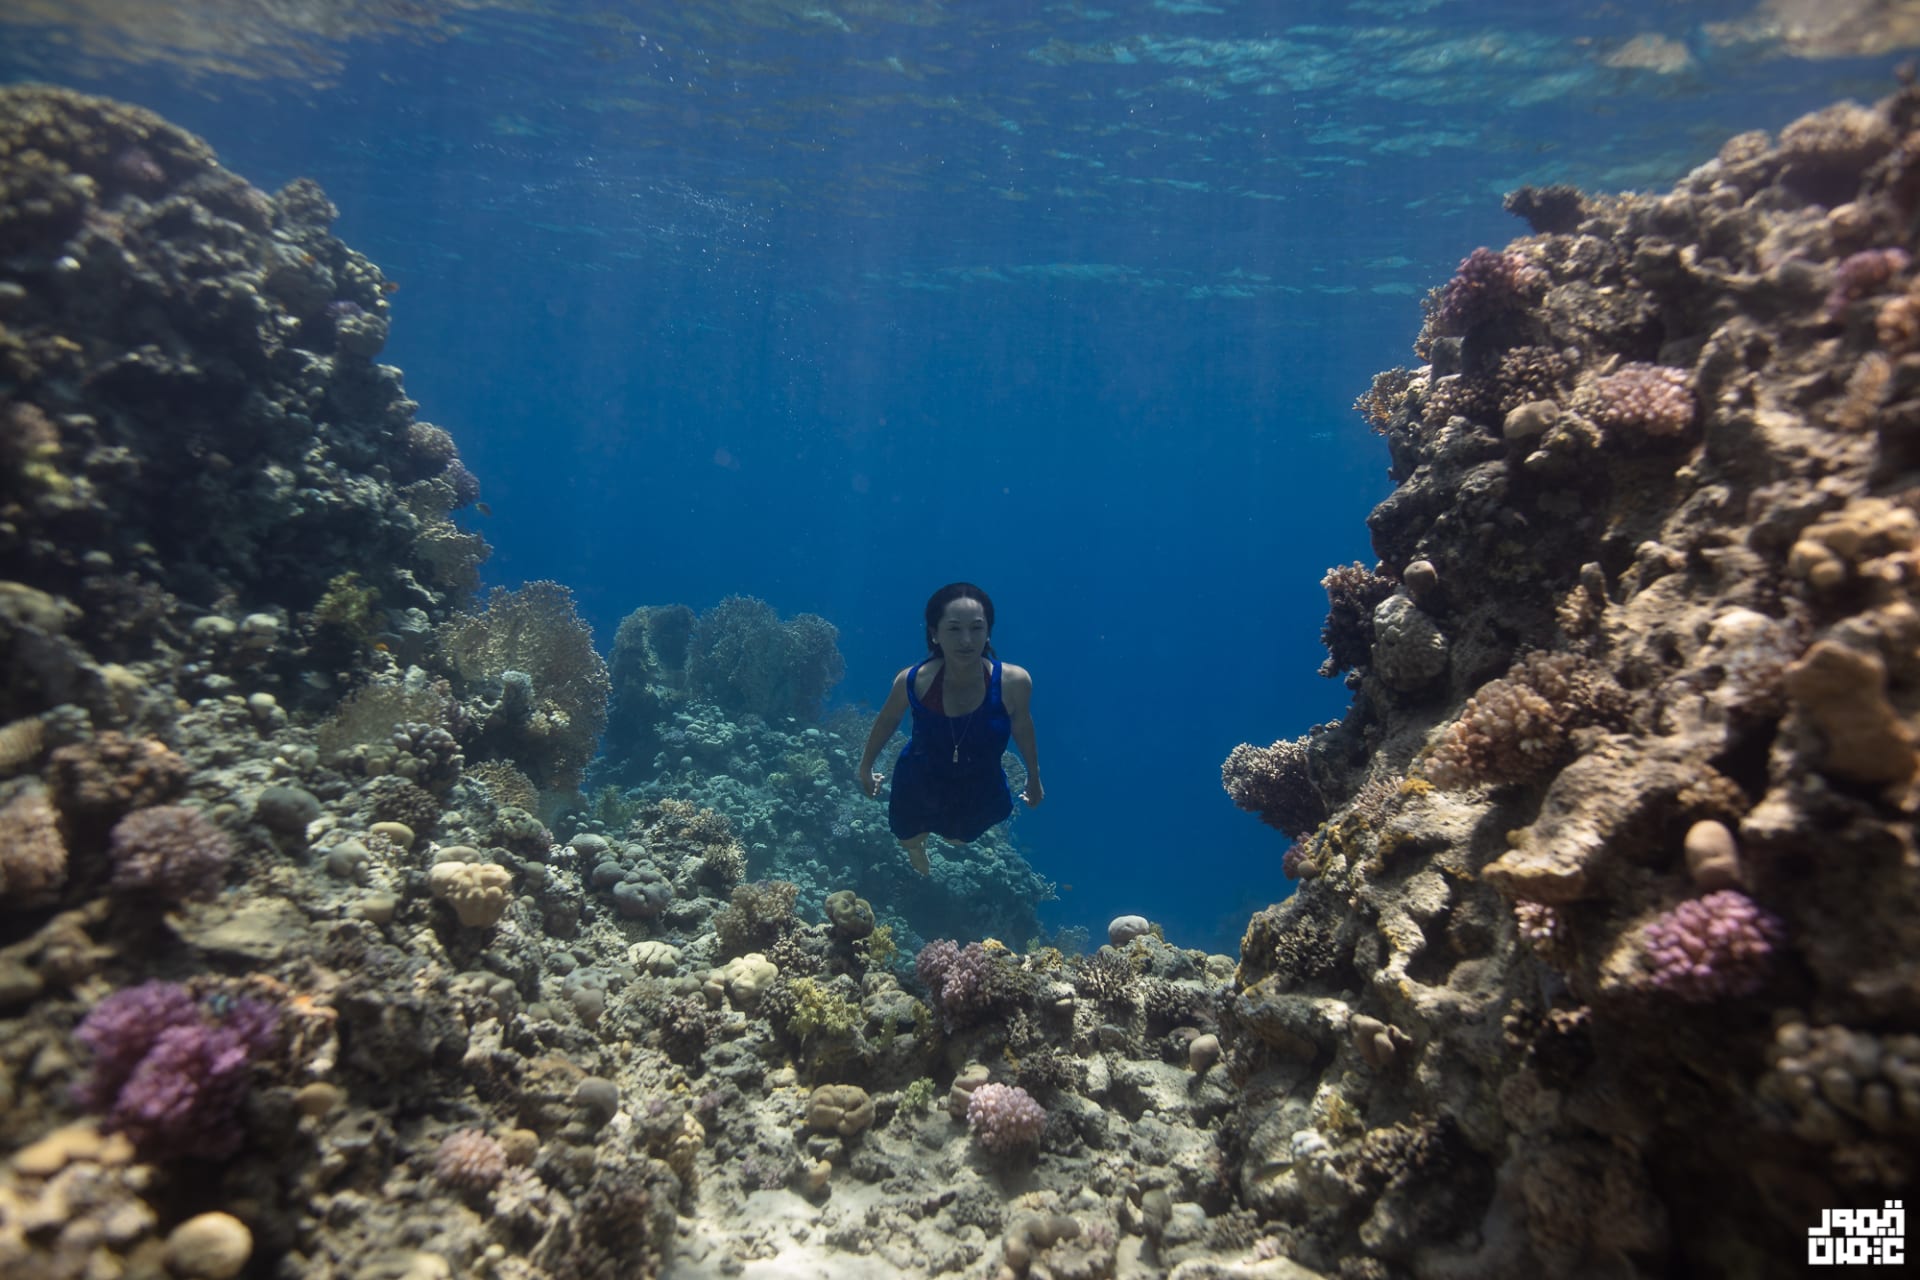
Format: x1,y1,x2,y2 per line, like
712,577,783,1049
1023,779,1044,808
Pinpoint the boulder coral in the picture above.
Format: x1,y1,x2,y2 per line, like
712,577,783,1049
427,860,514,927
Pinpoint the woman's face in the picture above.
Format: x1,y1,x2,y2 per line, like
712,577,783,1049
932,597,989,660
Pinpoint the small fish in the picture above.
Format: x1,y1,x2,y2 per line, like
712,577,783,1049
381,280,400,294
1061,883,1073,893
475,501,493,517
371,641,390,653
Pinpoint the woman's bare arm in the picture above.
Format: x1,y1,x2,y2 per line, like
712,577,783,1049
857,668,913,793
1002,664,1043,805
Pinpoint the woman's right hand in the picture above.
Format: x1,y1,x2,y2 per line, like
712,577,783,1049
859,768,883,798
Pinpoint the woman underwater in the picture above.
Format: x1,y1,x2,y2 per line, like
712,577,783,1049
856,583,1043,874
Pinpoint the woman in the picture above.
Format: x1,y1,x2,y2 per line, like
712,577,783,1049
856,583,1043,875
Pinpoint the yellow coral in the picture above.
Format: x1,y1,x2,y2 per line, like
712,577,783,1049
427,860,514,927
1787,497,1919,594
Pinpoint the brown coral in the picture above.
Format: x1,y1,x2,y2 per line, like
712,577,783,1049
47,732,189,827
1425,652,1628,790
0,783,68,906
1221,736,1326,838
1783,639,1918,785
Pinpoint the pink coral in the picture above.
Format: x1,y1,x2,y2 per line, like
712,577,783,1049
73,981,280,1161
1583,364,1695,440
915,939,1013,1030
1639,890,1784,1001
435,1127,509,1193
966,1082,1047,1153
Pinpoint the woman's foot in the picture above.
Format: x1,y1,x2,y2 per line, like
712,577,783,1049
902,834,930,876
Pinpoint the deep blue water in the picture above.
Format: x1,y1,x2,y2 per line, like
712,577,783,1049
5,1,1914,952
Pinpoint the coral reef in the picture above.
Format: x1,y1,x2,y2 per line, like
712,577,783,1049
0,83,487,693
13,75,1920,1280
1218,82,1920,1279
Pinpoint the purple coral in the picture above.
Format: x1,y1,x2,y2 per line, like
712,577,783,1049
915,939,1001,1030
71,980,201,1110
1639,890,1784,1001
966,1082,1047,1154
73,981,279,1160
1824,248,1909,320
1434,247,1545,335
107,805,231,902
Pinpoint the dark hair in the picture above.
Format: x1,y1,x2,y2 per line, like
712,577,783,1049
923,582,996,659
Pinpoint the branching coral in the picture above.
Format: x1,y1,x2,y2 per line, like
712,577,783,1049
1221,736,1327,838
1635,890,1784,1001
1353,368,1415,432
73,981,280,1161
1431,247,1546,336
966,1082,1047,1154
1424,651,1628,789
434,1128,509,1194
1317,562,1398,678
1576,363,1696,441
713,880,799,958
916,939,1029,1031
107,805,231,902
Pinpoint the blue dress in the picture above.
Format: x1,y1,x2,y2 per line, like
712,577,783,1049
888,657,1014,843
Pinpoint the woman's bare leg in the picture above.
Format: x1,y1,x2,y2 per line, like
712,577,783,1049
901,833,930,876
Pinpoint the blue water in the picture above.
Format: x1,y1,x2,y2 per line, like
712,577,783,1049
5,1,1912,952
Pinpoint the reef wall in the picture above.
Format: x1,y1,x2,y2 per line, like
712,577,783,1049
1226,86,1920,1277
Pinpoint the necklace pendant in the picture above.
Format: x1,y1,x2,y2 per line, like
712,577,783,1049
951,747,960,764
